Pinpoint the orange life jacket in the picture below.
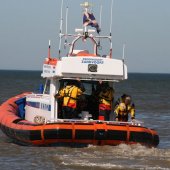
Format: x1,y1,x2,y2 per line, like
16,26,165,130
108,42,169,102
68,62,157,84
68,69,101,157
59,85,83,108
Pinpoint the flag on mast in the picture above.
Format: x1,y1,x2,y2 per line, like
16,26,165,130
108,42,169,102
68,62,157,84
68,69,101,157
81,2,101,34
83,12,101,33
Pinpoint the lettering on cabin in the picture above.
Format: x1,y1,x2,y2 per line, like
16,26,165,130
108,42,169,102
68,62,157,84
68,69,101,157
44,65,52,69
81,58,104,64
43,64,55,74
40,103,50,111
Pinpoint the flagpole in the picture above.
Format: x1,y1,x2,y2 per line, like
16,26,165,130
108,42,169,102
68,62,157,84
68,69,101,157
84,6,88,33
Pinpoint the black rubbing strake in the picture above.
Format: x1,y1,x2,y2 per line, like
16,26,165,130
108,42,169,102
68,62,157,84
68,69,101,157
75,130,94,140
129,131,153,144
107,130,127,141
44,129,72,139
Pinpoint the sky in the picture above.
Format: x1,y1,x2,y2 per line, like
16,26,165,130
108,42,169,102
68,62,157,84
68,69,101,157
0,0,170,73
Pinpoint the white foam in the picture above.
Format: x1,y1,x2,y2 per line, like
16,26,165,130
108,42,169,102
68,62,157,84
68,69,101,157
56,143,170,170
61,161,123,169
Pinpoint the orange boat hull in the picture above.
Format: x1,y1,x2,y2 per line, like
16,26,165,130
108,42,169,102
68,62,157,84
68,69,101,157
0,93,159,147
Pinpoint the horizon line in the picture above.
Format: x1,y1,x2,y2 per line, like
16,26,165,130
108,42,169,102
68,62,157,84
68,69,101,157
0,69,169,75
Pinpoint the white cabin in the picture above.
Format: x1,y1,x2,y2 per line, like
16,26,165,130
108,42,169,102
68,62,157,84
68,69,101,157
25,2,128,124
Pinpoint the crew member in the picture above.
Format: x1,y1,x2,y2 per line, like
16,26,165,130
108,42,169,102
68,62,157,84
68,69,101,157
114,93,128,110
88,83,100,120
55,80,84,119
114,95,135,122
98,82,114,121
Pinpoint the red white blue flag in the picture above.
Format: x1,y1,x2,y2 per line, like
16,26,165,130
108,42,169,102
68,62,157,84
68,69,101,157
83,12,101,33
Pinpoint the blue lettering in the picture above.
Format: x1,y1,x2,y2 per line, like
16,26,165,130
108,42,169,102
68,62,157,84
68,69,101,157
81,58,104,64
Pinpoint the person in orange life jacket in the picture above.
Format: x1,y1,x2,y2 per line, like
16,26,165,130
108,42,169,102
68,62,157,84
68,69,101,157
114,95,135,122
55,80,85,119
98,82,114,121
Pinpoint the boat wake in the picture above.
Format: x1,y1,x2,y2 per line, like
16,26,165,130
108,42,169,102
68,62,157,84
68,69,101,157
0,132,169,170
57,144,170,170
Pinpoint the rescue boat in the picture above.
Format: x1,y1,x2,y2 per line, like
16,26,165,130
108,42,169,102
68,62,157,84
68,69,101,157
0,1,159,147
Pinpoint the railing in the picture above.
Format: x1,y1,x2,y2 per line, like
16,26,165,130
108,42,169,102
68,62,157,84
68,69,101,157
46,118,144,127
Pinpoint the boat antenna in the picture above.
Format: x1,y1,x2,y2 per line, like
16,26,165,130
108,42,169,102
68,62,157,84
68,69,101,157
122,43,126,79
58,0,64,58
99,4,102,29
109,0,114,36
98,4,102,48
109,0,114,58
122,44,125,61
48,40,51,59
64,6,69,49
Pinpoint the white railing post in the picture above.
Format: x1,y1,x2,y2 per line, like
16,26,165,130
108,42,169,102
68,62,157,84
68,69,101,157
50,78,56,120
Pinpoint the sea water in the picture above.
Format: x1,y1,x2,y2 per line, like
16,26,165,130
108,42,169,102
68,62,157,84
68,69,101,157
0,70,170,170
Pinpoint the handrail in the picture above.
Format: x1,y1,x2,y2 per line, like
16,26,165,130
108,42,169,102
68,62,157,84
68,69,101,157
46,118,143,126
